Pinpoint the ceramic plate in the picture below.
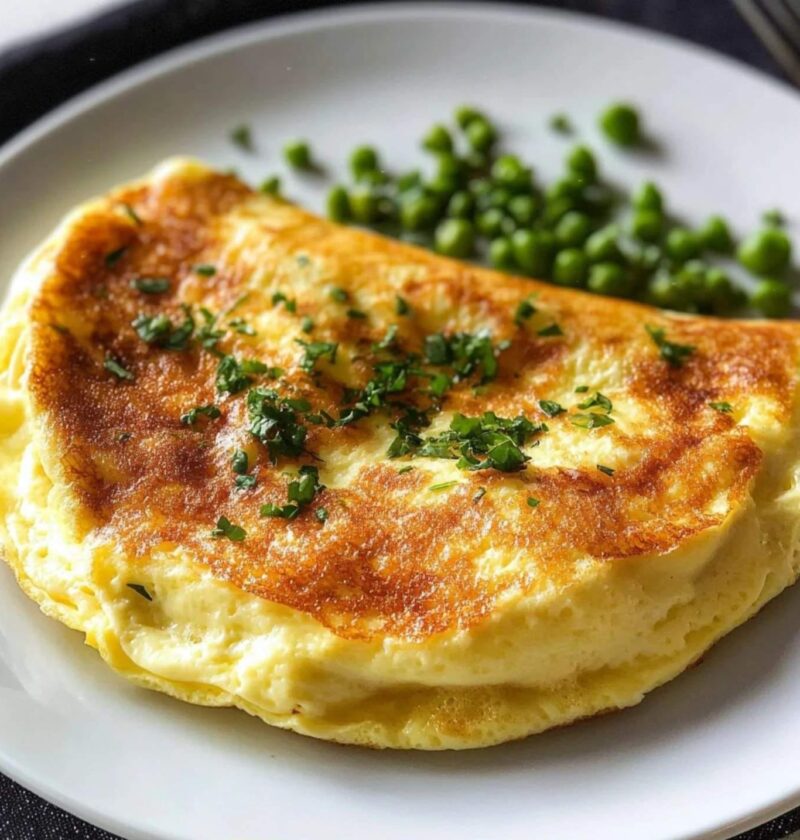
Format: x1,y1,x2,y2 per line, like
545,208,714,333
1,5,799,839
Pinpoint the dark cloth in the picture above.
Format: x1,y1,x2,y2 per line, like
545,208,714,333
0,2,793,838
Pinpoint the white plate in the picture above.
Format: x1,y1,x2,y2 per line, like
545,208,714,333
1,5,799,839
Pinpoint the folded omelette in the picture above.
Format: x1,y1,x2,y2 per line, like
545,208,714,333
1,158,799,749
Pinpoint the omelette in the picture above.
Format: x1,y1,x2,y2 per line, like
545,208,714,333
1,158,799,750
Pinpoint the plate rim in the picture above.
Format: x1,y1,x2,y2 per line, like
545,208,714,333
0,4,799,839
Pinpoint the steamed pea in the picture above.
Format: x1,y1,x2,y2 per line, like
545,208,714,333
751,278,791,317
435,219,475,258
553,248,587,287
738,228,791,276
599,102,641,146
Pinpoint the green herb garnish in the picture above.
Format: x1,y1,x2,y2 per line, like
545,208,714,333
272,292,297,313
180,404,221,425
105,246,126,267
104,355,134,381
574,385,589,393
132,305,194,350
645,324,696,368
397,465,415,475
526,496,540,507
122,203,142,226
126,583,152,601
131,277,170,294
597,464,615,476
211,516,247,541
296,339,338,372
571,413,615,429
330,287,349,303
301,316,314,333
315,507,328,523
229,318,256,336
577,392,613,413
247,387,311,462
194,264,217,276
216,355,269,394
261,465,324,518
473,487,487,502
430,480,459,492
347,308,368,320
514,298,537,326
537,323,563,337
538,399,565,417
395,295,410,316
230,124,253,151
710,401,733,413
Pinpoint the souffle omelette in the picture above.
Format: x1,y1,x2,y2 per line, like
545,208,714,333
1,158,799,750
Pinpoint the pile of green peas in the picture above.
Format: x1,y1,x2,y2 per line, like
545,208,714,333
278,103,794,317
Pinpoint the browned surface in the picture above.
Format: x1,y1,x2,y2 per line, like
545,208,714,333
25,165,800,640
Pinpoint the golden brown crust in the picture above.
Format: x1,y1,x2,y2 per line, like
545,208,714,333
26,164,799,641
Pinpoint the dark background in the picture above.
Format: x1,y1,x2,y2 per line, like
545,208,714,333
0,1,795,839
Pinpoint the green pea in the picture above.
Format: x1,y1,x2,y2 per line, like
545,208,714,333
349,145,379,179
588,262,629,296
477,186,513,212
488,237,516,270
632,181,663,213
647,273,689,311
585,225,622,262
699,215,734,253
259,175,281,196
468,177,492,197
566,145,597,182
665,227,699,263
357,169,390,187
422,124,453,154
326,186,350,222
455,105,485,129
400,192,439,231
599,102,640,146
751,278,792,317
476,208,506,238
466,118,496,153
553,248,587,287
556,211,592,247
435,153,465,184
446,191,475,219
704,268,742,314
673,260,709,302
283,140,312,170
426,176,459,199
547,174,585,202
630,209,663,242
512,229,555,276
435,219,475,258
396,170,422,193
508,194,538,226
349,186,380,224
738,228,792,276
633,243,663,273
491,155,532,192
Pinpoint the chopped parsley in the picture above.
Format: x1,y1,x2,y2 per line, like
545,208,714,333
577,391,613,413
230,124,253,151
180,404,221,425
232,449,256,489
247,387,311,461
597,464,615,476
423,330,508,384
211,516,246,541
194,264,217,276
315,507,328,523
301,316,314,333
574,385,589,393
104,246,126,267
121,203,142,226
537,322,563,337
272,291,297,313
261,465,324,519
397,465,415,475
645,324,695,368
131,276,170,294
406,412,546,472
473,487,487,502
538,399,565,417
329,287,349,303
132,305,194,350
710,401,734,413
126,583,153,601
347,308,368,320
216,354,269,394
103,354,134,381
571,413,615,429
514,297,537,326
395,295,411,316
197,308,225,353
296,339,338,372
526,496,540,508
430,480,458,492
373,324,398,351
229,318,256,336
